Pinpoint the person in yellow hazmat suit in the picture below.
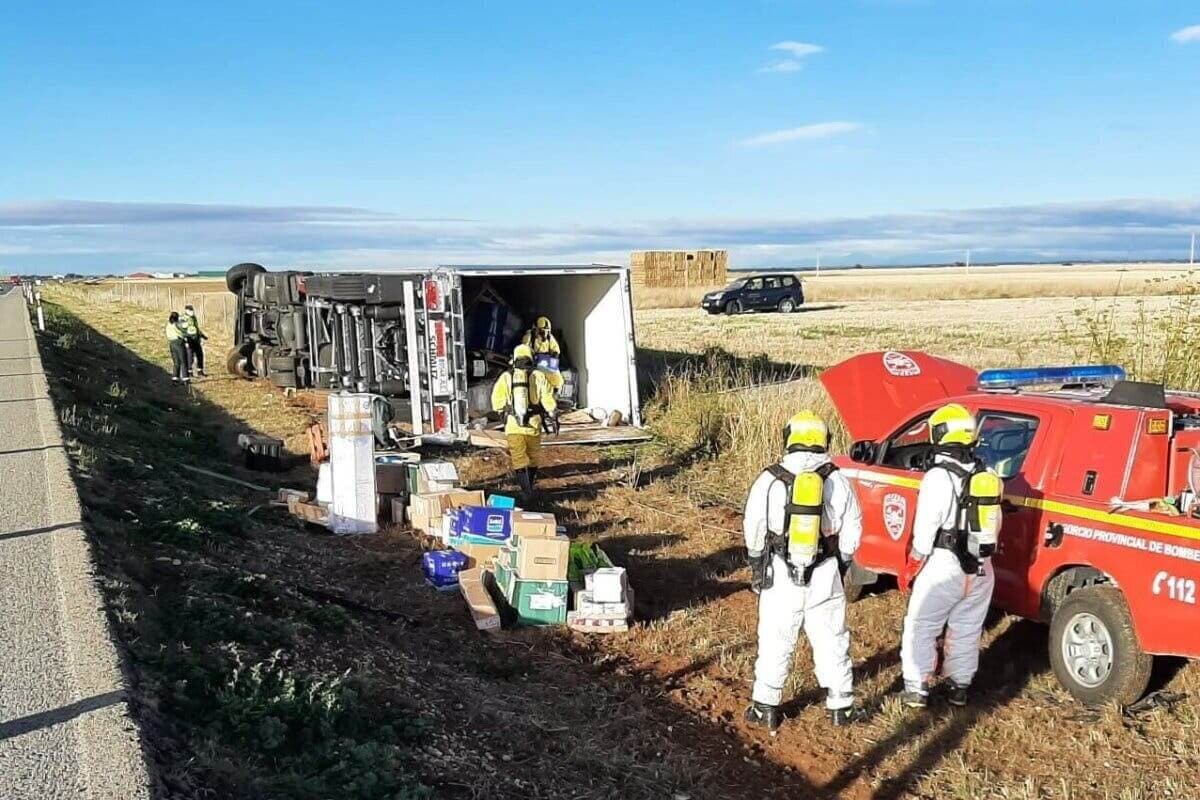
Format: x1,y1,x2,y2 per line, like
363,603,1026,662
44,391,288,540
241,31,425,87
491,344,558,498
520,316,564,395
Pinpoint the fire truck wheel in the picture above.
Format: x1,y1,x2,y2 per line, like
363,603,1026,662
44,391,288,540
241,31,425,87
1049,585,1152,708
226,262,265,292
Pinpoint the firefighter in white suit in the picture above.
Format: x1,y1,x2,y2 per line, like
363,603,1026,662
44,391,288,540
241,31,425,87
900,403,1001,708
744,411,864,729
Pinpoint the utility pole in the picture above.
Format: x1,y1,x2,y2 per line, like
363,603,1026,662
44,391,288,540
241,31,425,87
816,248,821,276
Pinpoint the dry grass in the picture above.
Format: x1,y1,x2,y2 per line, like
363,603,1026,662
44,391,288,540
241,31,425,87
632,263,1195,309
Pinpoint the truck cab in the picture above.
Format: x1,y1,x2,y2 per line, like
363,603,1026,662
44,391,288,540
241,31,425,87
824,351,1200,706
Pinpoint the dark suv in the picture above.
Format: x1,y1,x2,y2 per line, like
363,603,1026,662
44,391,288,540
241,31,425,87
700,274,804,315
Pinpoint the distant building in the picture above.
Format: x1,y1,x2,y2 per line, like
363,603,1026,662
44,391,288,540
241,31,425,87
127,272,153,280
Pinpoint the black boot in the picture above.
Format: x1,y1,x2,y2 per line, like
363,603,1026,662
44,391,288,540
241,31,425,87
516,468,534,500
947,682,970,707
744,701,782,731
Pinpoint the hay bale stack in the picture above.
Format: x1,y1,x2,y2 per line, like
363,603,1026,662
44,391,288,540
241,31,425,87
630,250,728,289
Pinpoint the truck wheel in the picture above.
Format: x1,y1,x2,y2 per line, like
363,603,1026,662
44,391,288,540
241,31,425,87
226,262,266,292
226,346,253,379
724,300,741,316
1049,585,1152,707
778,297,796,313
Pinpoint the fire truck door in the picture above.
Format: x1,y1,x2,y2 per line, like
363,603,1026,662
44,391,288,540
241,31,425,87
975,411,1043,617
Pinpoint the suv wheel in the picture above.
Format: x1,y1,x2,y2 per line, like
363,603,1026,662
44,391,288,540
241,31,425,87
1049,585,1152,707
724,299,741,316
778,297,796,313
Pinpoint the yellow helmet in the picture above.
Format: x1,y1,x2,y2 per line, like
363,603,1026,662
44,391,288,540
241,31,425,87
535,316,552,334
784,410,828,452
930,403,977,446
513,344,534,363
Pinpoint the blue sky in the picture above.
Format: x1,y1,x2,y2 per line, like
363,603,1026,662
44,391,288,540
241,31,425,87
2,1,1199,272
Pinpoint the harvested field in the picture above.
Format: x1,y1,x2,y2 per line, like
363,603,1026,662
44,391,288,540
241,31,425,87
40,280,1200,799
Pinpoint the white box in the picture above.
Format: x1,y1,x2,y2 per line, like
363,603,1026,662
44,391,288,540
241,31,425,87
574,588,633,619
316,462,333,505
586,567,628,604
327,393,378,535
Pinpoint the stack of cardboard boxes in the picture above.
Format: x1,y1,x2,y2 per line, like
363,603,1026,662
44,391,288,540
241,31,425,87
492,512,569,626
568,566,634,633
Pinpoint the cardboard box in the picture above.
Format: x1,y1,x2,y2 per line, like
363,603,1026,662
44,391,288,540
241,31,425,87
459,569,501,632
567,612,629,634
586,567,628,603
454,540,504,569
573,588,634,619
510,511,557,541
451,506,513,543
515,535,569,582
408,490,486,531
422,550,468,591
493,565,568,626
375,463,410,495
288,498,331,526
406,461,459,494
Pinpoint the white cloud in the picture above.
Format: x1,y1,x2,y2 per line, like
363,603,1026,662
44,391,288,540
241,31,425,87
1171,24,1200,43
759,59,804,73
770,41,824,58
737,121,862,147
759,41,823,74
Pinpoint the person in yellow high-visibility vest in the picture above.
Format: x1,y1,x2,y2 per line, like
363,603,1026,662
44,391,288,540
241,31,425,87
520,316,564,395
491,344,558,498
165,312,191,383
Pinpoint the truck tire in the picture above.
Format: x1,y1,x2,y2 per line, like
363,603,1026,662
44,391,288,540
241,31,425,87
1049,585,1152,707
724,300,741,316
226,345,254,379
226,262,266,292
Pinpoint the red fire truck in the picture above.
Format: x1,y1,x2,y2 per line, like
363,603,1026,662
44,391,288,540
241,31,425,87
823,351,1200,706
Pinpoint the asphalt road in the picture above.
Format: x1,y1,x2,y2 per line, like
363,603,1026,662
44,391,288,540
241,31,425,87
0,292,150,799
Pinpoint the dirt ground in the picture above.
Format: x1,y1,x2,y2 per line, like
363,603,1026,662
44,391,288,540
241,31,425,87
40,287,1200,799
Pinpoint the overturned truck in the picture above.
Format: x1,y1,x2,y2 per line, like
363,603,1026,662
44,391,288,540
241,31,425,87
225,262,644,446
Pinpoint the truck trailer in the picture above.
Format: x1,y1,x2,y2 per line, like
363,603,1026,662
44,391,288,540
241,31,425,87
225,262,644,447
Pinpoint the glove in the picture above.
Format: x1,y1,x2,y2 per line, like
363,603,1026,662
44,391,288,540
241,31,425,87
749,552,767,595
898,555,924,593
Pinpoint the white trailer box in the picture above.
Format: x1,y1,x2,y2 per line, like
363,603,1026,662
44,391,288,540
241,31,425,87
327,393,378,534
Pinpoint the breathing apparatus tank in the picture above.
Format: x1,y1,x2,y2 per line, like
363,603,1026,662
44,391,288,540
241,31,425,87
786,470,824,568
962,469,1002,560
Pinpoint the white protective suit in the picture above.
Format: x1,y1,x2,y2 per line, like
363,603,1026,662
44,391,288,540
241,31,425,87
900,451,997,693
744,451,863,710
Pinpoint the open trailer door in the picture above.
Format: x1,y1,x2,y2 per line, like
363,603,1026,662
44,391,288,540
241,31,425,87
820,351,978,442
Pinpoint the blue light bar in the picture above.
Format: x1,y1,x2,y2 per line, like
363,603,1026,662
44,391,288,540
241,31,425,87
977,364,1126,390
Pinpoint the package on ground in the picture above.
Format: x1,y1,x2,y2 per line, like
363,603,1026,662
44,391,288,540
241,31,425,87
448,506,513,544
406,460,459,494
459,569,502,632
510,511,557,541
494,561,569,626
487,494,517,509
408,490,486,535
288,497,331,526
567,542,615,584
510,534,569,582
422,550,469,591
567,613,629,634
276,487,310,506
454,539,504,569
573,587,634,619
585,567,629,604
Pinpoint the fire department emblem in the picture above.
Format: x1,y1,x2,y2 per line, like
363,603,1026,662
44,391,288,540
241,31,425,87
883,493,907,540
883,351,921,377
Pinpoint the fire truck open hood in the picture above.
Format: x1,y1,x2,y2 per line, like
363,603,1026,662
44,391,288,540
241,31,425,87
819,351,979,442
